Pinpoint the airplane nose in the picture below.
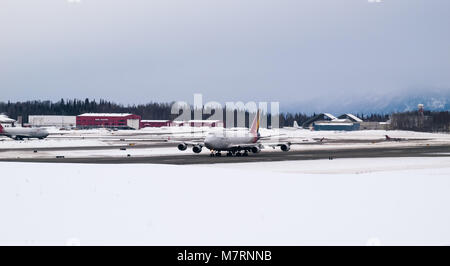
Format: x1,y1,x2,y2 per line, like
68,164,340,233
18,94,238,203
204,136,213,148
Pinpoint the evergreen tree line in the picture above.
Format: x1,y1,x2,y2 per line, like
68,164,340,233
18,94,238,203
0,99,402,128
0,99,174,123
390,111,450,132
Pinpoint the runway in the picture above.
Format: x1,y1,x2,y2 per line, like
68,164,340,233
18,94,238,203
1,144,449,165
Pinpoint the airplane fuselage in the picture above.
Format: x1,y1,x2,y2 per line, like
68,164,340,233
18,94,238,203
0,127,49,140
204,133,258,151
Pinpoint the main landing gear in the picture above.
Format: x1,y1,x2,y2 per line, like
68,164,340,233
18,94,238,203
209,151,222,157
210,150,250,157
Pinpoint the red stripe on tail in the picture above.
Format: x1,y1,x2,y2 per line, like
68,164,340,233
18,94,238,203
250,110,260,137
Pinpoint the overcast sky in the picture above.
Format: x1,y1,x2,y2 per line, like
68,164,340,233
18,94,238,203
1,0,449,109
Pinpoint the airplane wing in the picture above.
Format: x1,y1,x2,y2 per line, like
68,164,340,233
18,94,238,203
167,139,205,147
262,142,291,148
169,139,205,153
258,133,286,140
285,138,325,144
136,130,208,136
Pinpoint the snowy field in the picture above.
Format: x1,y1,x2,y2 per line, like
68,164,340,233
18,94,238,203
1,157,450,246
0,147,184,159
0,138,111,149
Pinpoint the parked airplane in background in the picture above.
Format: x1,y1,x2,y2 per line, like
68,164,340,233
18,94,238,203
385,135,403,141
174,111,292,157
0,124,49,140
284,121,302,130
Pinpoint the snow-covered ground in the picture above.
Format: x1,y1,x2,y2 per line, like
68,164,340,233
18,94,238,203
0,147,184,159
1,157,450,246
278,128,450,141
206,156,450,174
1,128,449,157
0,138,111,149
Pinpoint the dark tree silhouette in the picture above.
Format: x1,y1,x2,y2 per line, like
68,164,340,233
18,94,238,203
4,99,446,131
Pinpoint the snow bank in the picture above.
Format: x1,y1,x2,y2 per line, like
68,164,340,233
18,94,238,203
1,157,450,246
204,156,450,174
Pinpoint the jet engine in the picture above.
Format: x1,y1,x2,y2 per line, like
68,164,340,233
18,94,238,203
280,144,290,152
192,145,202,153
177,143,188,151
251,146,261,154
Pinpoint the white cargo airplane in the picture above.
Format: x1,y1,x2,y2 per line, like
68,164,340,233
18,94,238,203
0,124,49,140
175,111,292,157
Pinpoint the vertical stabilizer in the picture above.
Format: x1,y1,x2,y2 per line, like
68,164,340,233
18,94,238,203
250,110,260,135
293,121,299,128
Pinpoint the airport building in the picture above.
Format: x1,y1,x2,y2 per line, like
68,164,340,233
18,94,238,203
302,113,338,129
29,115,76,128
302,113,362,131
140,120,172,128
339,113,389,130
76,113,141,130
337,114,363,123
140,120,224,128
313,121,360,131
188,120,224,127
23,113,225,130
359,121,390,130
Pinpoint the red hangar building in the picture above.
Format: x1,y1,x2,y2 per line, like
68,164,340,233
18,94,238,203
76,113,141,130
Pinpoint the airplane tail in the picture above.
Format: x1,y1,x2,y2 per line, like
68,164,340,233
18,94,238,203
250,110,260,136
0,123,3,133
293,121,299,128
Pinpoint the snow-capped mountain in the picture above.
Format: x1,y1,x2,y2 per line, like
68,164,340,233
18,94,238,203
284,90,450,114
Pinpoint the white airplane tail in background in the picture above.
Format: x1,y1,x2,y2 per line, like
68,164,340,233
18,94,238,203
293,121,299,128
